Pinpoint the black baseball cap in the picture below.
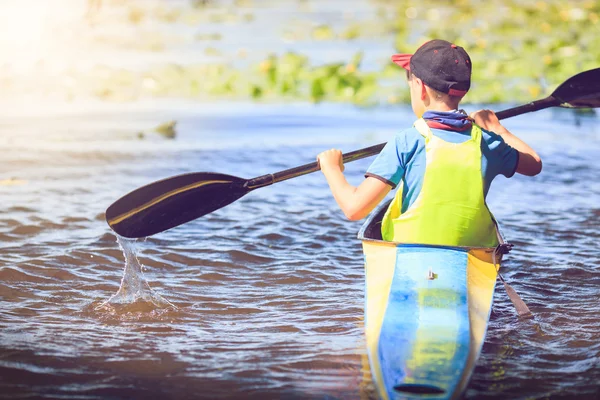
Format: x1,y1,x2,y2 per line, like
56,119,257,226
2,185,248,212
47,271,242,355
392,39,472,97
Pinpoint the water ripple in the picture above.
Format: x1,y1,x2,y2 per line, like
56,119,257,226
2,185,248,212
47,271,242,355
1,104,598,400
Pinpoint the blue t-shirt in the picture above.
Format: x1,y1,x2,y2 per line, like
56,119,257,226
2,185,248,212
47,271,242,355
366,122,519,213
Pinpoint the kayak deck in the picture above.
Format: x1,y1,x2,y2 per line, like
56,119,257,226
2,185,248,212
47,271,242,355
358,201,503,400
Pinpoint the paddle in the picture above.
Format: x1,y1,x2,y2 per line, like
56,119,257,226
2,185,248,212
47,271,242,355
106,68,600,239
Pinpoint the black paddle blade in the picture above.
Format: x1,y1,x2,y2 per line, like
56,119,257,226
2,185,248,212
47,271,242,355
553,67,600,108
106,172,249,238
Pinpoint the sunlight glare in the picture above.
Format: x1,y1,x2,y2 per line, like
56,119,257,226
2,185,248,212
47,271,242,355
0,0,84,67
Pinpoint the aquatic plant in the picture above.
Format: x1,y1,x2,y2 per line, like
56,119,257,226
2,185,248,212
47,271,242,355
382,0,600,103
2,0,597,108
155,121,177,139
103,0,600,105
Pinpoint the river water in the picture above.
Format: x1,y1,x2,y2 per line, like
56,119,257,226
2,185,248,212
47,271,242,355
0,101,598,399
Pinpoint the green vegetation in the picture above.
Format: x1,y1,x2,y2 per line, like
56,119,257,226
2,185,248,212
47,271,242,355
154,121,177,139
7,0,598,107
382,0,600,103
107,1,599,104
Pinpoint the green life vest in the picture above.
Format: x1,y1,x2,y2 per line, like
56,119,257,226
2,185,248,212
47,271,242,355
381,118,499,247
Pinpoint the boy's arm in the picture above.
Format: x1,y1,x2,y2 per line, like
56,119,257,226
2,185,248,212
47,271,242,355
470,109,542,176
317,149,392,221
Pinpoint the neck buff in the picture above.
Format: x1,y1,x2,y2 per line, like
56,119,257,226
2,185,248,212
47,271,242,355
423,110,472,132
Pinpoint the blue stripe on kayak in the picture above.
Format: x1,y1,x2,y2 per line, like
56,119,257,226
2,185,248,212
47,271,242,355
378,246,470,400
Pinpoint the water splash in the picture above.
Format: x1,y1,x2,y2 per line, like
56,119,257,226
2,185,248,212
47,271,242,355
96,236,176,312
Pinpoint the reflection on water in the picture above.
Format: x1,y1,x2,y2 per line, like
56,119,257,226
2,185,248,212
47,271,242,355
0,102,599,400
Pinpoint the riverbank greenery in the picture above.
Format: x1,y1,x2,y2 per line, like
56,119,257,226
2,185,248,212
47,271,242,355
386,0,600,104
3,0,599,106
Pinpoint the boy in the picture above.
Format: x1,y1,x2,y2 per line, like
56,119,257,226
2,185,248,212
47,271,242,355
317,39,542,246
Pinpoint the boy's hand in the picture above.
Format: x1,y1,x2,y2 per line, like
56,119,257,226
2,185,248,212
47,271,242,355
317,149,345,172
469,109,504,133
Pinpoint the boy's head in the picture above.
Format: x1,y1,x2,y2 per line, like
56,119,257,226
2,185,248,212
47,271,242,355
391,39,472,115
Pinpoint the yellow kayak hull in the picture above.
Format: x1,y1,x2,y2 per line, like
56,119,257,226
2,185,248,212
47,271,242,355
358,202,503,400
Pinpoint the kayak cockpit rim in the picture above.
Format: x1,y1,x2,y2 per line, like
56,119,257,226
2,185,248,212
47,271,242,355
357,200,506,249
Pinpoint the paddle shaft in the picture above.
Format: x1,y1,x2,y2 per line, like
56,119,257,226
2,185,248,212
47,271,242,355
245,95,561,190
245,142,386,189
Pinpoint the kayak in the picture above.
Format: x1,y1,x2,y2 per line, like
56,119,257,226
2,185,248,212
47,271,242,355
358,200,504,400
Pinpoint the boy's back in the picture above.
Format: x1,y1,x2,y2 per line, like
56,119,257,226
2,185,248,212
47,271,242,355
366,111,519,217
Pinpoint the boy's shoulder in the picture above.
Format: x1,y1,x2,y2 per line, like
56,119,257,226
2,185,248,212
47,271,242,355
394,126,423,141
390,126,425,153
478,126,509,148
